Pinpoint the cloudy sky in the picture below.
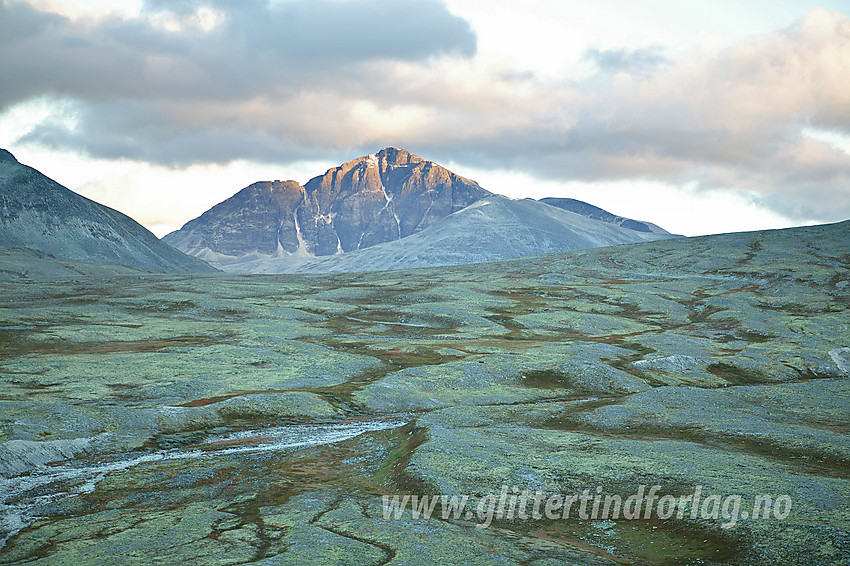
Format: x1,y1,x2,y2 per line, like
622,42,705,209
1,0,849,237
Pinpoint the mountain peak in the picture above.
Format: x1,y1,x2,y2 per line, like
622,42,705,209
164,148,491,269
0,149,19,163
340,147,422,173
375,145,415,159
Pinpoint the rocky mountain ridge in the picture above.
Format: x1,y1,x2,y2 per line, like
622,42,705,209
163,147,489,268
164,147,677,273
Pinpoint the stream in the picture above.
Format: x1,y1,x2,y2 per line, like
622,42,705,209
0,418,410,549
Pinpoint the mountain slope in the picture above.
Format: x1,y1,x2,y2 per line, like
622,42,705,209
539,197,672,234
0,149,216,275
270,195,678,273
163,147,489,270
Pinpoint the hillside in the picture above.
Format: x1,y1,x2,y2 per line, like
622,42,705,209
0,149,215,276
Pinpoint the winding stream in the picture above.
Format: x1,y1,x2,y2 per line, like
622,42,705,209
0,418,410,548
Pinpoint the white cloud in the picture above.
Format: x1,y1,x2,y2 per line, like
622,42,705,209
448,165,798,236
14,0,143,20
804,127,850,155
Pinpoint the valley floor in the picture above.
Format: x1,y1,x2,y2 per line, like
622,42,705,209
1,222,848,565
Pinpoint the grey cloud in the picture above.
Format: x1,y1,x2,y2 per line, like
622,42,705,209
0,0,476,106
583,46,669,76
17,98,351,165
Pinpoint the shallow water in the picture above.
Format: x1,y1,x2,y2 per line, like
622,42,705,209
0,418,410,548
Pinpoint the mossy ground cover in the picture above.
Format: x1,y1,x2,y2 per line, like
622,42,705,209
1,222,849,564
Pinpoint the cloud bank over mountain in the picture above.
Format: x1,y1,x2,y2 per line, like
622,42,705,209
1,1,848,225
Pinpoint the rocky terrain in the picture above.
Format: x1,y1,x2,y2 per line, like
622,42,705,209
163,148,676,273
1,219,847,564
0,150,215,277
